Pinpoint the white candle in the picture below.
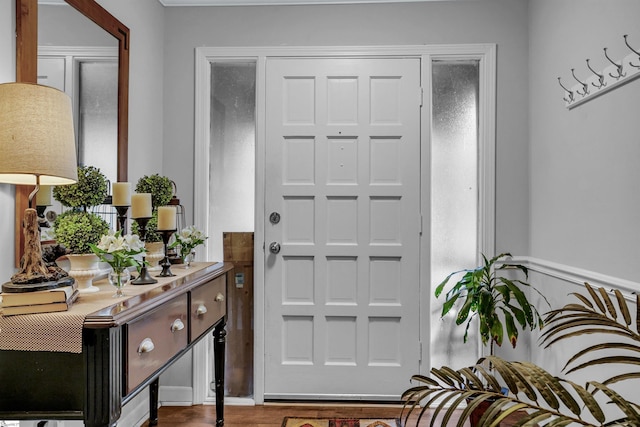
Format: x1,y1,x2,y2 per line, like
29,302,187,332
36,185,52,206
112,182,131,206
157,206,177,230
131,193,152,218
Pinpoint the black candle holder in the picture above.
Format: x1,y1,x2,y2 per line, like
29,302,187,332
36,204,50,229
131,216,158,285
157,229,176,277
114,205,130,234
36,204,47,218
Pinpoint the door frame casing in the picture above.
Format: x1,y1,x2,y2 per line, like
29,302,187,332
193,44,496,404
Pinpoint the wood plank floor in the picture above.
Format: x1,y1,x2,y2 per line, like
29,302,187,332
140,403,465,427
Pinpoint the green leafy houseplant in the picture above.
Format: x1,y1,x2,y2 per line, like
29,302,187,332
435,253,548,354
402,284,640,426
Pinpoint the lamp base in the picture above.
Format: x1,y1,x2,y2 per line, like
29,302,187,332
9,208,74,292
2,276,75,293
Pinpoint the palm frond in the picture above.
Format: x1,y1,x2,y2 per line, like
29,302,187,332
401,356,637,426
540,283,640,386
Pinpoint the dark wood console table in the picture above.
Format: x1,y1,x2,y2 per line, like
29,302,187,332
0,262,232,427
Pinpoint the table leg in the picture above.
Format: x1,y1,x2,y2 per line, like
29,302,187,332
149,377,159,426
213,319,227,426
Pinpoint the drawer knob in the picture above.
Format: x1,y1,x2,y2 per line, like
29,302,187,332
171,318,185,332
138,338,155,354
215,293,225,302
196,304,208,316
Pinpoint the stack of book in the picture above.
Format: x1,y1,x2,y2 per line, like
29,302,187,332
0,283,79,316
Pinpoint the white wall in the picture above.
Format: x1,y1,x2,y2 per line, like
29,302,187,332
0,0,14,81
0,0,166,420
516,0,640,419
159,0,530,397
0,0,16,280
529,0,640,281
0,0,165,283
162,0,531,258
6,0,636,413
95,0,166,185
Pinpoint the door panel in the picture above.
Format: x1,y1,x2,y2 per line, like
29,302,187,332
264,57,421,399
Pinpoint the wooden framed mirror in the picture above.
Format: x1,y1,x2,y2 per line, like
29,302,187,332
15,0,129,266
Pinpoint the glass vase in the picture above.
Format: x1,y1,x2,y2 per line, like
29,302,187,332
108,268,131,298
183,250,195,268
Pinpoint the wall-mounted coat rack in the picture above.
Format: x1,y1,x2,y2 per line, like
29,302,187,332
558,34,640,109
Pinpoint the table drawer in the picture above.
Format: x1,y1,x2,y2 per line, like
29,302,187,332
126,294,188,393
190,275,226,342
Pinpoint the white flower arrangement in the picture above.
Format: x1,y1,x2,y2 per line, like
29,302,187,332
169,225,207,260
90,229,146,273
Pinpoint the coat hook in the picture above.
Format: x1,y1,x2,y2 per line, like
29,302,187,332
557,77,574,103
571,68,589,96
586,59,606,89
623,34,640,69
604,47,626,79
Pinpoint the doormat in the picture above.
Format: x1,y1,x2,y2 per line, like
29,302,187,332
282,417,401,427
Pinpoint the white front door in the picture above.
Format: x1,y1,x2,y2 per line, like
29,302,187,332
264,57,422,399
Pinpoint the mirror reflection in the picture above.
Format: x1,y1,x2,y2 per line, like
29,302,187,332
38,2,119,185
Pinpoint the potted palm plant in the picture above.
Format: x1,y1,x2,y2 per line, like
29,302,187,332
402,283,640,426
431,253,549,426
53,165,110,293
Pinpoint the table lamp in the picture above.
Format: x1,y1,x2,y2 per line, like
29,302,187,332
0,82,78,292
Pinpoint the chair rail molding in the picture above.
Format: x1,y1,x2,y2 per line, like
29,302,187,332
510,256,639,298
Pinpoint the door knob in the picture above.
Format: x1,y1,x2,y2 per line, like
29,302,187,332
269,242,281,254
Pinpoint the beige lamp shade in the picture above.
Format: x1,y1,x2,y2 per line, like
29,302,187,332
0,82,78,185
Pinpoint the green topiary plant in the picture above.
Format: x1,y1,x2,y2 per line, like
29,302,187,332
53,165,108,210
131,211,161,243
135,174,173,209
54,210,110,254
132,174,173,243
52,165,110,254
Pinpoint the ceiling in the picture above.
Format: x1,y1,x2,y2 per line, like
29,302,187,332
158,0,468,6
43,0,471,7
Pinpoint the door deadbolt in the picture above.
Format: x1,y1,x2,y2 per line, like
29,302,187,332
269,212,281,224
269,242,281,254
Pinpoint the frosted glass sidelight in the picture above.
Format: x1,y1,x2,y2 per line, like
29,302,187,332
209,62,257,261
430,61,480,370
207,61,257,400
78,61,118,184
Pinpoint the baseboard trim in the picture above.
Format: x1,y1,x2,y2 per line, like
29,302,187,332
159,385,194,406
120,389,151,427
224,397,256,406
